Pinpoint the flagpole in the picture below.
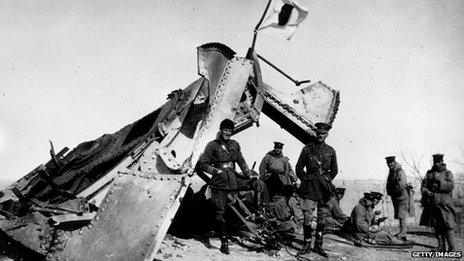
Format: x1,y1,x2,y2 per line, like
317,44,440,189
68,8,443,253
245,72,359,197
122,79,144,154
257,54,311,86
251,0,273,51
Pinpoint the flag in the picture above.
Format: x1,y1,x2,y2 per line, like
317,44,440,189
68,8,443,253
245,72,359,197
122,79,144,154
258,0,309,40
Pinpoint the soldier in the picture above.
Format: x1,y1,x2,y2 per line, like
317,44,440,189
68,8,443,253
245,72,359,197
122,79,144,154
199,118,264,254
369,191,388,229
266,184,304,234
370,191,384,208
348,192,394,245
295,122,338,257
325,187,349,233
420,154,457,251
385,156,410,240
259,141,297,199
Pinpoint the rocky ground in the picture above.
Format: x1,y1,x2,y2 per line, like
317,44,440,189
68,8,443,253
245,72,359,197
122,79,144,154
154,231,463,261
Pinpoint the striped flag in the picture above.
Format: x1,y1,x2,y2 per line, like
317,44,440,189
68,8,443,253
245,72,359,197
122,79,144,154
258,0,309,40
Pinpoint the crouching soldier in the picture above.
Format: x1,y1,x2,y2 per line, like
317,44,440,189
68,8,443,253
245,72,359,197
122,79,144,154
420,154,457,251
199,119,265,254
266,185,304,234
325,187,349,233
348,192,395,245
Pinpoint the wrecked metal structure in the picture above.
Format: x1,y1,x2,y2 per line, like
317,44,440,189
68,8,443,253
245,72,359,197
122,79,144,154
0,43,339,260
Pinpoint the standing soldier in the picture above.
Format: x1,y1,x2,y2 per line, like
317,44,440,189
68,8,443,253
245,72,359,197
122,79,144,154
199,119,264,254
259,141,297,199
385,156,410,240
295,122,338,257
420,154,457,251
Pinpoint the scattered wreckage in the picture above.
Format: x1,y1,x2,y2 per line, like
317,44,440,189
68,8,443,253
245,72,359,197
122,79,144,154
0,43,340,260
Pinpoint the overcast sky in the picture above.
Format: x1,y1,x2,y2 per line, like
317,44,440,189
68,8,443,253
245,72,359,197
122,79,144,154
1,0,463,182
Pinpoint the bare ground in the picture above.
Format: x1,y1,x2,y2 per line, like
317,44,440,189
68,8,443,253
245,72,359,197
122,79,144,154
154,232,463,261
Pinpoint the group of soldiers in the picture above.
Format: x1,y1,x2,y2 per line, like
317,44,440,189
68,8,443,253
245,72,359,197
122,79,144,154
198,118,458,256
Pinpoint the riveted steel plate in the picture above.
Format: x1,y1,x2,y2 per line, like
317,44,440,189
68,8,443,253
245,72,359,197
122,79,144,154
59,172,187,261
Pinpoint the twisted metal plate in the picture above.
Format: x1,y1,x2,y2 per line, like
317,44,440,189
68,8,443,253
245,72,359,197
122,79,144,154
58,171,188,261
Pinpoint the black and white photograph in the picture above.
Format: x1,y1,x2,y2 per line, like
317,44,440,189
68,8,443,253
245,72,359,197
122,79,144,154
0,0,463,260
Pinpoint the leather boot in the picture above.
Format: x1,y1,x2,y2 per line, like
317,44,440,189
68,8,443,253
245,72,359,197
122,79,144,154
298,226,312,255
254,191,266,222
445,230,456,252
434,231,445,252
398,218,407,240
202,235,214,249
314,230,328,257
220,236,230,254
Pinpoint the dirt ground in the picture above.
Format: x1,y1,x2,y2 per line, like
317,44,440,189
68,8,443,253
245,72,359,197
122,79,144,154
154,231,463,261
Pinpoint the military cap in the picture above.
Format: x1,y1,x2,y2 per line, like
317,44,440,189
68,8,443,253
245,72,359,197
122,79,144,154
370,191,383,200
314,122,332,134
385,156,396,164
336,187,346,193
363,192,375,200
219,119,235,130
432,153,444,164
274,141,284,149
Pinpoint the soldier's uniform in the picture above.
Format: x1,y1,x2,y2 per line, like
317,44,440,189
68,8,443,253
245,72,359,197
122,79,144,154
259,142,297,198
348,193,394,245
325,188,349,233
420,154,457,251
295,122,338,257
385,156,412,239
266,193,304,234
199,119,263,254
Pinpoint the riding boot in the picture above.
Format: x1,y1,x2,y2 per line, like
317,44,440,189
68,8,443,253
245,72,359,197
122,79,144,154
398,218,407,240
434,230,445,251
298,225,312,255
220,236,230,254
202,234,214,249
445,230,456,252
254,191,266,222
314,228,328,257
